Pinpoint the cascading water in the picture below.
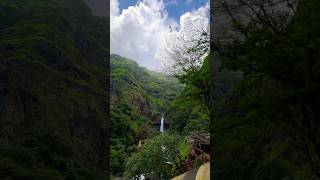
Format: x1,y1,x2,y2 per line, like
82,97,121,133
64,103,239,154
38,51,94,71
160,116,164,133
139,115,164,180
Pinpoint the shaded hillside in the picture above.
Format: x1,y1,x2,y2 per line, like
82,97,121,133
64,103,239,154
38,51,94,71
110,54,181,175
212,0,320,179
0,0,108,179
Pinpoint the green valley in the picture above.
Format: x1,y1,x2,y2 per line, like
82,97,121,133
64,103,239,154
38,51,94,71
110,54,211,179
110,54,182,176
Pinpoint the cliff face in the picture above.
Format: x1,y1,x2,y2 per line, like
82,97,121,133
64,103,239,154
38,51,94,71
110,54,181,120
0,0,108,179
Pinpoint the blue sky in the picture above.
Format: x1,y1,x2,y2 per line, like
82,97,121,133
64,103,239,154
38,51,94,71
118,0,208,23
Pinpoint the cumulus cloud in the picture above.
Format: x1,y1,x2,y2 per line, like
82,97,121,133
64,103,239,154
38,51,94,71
110,0,176,70
110,0,119,16
110,0,209,71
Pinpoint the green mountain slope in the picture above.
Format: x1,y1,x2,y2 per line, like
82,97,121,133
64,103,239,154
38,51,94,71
110,54,181,175
0,0,108,179
111,54,180,117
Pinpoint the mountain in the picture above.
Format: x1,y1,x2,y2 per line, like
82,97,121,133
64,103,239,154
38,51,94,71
111,54,181,118
110,54,182,175
0,0,108,179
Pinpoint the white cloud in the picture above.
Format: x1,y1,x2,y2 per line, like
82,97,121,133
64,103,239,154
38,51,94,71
110,0,209,71
110,0,119,16
111,0,176,70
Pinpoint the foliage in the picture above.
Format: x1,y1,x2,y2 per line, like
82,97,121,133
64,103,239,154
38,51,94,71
212,0,320,179
111,54,181,113
110,54,181,176
163,5,209,75
167,55,211,135
0,0,108,179
124,133,189,179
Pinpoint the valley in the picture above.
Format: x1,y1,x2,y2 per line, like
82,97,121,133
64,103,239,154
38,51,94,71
110,54,210,179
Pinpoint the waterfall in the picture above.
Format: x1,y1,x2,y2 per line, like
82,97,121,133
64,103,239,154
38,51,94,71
160,116,164,133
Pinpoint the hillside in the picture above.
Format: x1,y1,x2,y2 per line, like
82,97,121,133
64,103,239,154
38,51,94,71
111,54,180,116
0,0,108,179
110,54,182,175
212,0,320,179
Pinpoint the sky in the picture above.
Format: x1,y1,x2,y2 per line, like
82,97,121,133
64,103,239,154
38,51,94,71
118,0,208,21
110,0,209,71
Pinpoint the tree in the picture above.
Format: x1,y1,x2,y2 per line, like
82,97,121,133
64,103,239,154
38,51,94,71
134,123,157,141
161,3,210,77
166,56,212,134
212,0,320,179
124,133,189,180
161,2,211,144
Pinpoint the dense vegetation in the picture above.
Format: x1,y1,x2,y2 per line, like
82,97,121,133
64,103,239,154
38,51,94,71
166,56,211,135
110,52,212,179
4,0,319,179
212,0,320,179
113,52,211,179
109,54,182,176
0,0,108,179
125,133,189,179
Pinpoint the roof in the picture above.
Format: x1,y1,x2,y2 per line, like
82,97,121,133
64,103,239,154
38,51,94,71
188,132,210,146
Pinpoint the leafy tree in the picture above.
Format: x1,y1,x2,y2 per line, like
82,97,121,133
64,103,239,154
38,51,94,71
124,133,189,180
134,123,157,141
167,55,211,135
